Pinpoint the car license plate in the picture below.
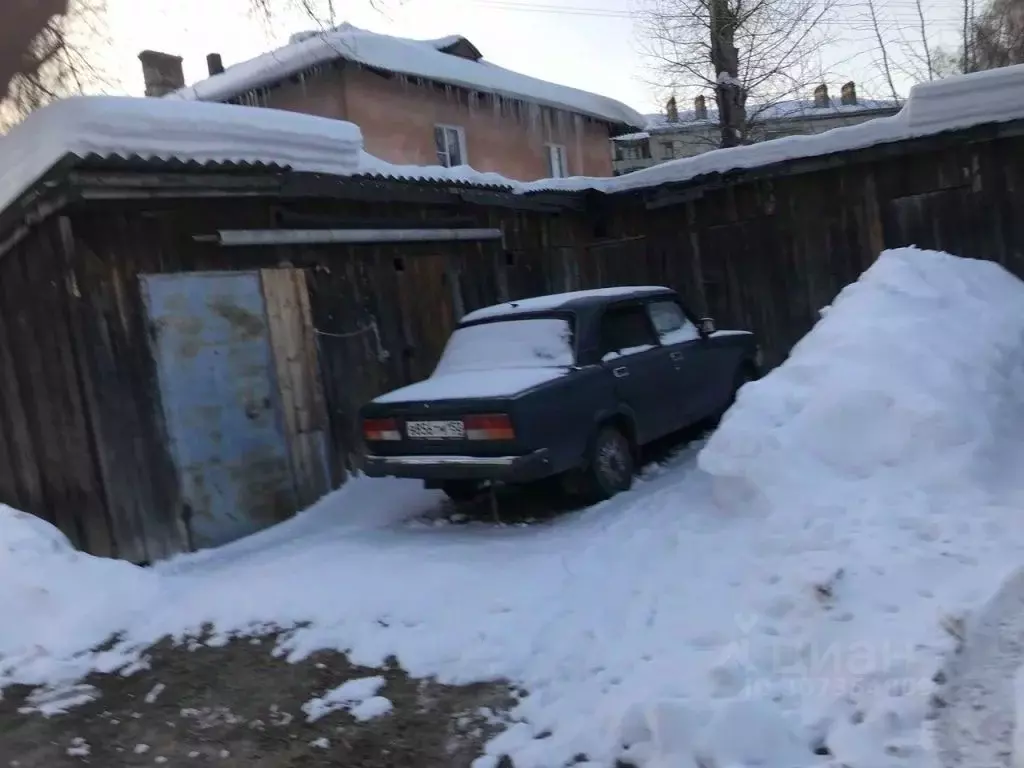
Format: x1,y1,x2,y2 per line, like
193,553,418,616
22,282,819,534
406,419,465,440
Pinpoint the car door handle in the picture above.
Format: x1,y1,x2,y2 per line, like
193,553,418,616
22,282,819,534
613,366,630,378
670,351,685,361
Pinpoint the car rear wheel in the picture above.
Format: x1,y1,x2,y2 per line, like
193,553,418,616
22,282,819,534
582,425,635,501
441,480,482,503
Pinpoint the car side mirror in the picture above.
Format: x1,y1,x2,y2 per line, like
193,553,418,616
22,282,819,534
699,317,716,336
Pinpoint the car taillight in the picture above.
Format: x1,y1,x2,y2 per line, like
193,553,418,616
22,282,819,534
363,418,401,442
464,414,515,441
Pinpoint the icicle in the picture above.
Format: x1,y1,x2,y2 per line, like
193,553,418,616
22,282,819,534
528,102,541,137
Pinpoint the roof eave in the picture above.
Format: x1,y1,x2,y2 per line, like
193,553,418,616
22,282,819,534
176,56,642,129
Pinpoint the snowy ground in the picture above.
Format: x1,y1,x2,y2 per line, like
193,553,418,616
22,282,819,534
6,247,1024,767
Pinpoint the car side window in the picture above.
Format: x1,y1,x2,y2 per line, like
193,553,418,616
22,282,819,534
600,304,658,361
647,299,700,345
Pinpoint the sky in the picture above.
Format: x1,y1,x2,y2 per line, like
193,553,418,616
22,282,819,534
100,0,969,116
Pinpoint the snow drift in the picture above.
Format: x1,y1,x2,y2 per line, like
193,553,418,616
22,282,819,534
701,246,1024,513
698,247,1024,765
0,505,159,689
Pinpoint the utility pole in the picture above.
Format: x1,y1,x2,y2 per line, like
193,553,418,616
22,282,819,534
709,0,746,147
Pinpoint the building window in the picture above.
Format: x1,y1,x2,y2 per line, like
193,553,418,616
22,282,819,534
434,125,466,167
547,144,568,178
618,140,652,161
660,140,676,160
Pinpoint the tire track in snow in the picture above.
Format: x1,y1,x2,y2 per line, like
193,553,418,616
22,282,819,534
935,566,1024,768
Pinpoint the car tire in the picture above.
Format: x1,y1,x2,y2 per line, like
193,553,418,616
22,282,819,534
441,480,481,503
581,425,635,502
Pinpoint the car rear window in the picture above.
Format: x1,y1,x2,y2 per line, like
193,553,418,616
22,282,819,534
434,316,575,374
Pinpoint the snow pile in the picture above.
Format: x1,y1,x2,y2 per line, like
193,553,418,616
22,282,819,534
697,246,1024,766
700,246,1024,511
0,504,159,687
0,95,363,218
170,22,645,128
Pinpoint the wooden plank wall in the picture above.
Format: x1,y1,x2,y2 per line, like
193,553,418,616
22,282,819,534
0,217,115,557
592,132,1024,368
4,126,1024,560
0,196,582,558
261,268,333,507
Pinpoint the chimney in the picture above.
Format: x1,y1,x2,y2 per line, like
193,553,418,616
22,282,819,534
138,50,185,97
813,83,829,108
666,95,679,122
206,53,224,76
840,80,857,106
694,94,708,120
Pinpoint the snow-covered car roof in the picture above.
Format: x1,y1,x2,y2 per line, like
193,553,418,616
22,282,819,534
167,23,646,129
460,286,674,324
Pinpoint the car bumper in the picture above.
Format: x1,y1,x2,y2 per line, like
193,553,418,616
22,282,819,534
363,449,553,483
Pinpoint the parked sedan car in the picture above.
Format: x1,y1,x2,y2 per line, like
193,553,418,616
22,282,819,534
360,285,762,502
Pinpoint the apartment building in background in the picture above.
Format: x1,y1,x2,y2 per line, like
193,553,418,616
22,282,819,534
613,83,901,176
138,24,644,182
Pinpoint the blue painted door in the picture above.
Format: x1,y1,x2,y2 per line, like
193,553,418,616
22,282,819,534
140,271,297,549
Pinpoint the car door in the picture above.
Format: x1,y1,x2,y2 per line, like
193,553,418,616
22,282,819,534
645,297,717,427
598,301,675,445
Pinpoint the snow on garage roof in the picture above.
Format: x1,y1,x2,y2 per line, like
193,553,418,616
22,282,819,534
167,23,646,129
564,60,1024,194
2,62,1024,223
0,95,364,219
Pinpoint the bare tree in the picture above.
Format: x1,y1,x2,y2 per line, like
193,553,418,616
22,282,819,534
963,0,974,70
886,0,1023,84
971,0,1024,68
1,0,109,126
640,0,837,148
912,0,936,80
864,0,901,101
248,0,391,29
250,0,337,25
0,0,69,100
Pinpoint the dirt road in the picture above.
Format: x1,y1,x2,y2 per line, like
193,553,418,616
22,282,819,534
0,629,515,768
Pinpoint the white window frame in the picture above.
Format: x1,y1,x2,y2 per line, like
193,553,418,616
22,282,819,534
434,124,467,168
546,143,569,178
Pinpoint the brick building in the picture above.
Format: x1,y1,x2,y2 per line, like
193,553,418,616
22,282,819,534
140,24,643,181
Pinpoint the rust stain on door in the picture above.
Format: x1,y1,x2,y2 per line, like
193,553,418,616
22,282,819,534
141,271,298,549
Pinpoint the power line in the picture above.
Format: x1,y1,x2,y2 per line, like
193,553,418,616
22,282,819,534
463,0,970,25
